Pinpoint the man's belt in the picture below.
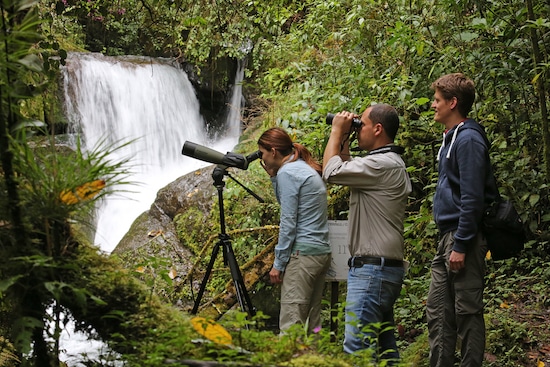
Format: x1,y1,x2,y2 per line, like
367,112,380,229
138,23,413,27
348,256,404,268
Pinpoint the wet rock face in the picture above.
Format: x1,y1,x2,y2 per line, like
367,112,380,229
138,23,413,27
111,166,219,314
112,164,280,320
152,166,217,221
113,165,217,255
182,58,240,135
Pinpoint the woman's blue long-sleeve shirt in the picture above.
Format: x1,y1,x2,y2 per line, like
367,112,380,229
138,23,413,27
271,159,331,271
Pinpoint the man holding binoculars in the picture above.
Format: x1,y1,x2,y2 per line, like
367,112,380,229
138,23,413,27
322,104,411,365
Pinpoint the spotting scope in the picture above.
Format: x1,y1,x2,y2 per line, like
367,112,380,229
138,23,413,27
182,141,262,170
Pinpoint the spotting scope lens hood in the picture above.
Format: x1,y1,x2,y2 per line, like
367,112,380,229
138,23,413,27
182,141,226,165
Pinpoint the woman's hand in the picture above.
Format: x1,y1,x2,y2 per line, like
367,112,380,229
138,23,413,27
261,160,277,177
269,267,283,284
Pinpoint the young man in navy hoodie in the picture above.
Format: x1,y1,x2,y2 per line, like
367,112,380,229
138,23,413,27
426,73,498,367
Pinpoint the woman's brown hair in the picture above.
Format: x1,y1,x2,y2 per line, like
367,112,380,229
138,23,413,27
258,127,322,176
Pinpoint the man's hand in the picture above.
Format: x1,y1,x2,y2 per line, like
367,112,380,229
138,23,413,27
449,250,466,272
323,111,357,166
330,111,355,134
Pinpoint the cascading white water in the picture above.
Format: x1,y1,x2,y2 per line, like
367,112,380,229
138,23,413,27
62,52,241,253
59,52,244,366
224,59,245,138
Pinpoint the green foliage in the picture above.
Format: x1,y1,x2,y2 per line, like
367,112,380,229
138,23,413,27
399,330,429,367
174,206,212,255
486,311,533,366
482,255,550,366
1,0,80,364
0,134,134,363
3,0,550,365
40,0,144,55
0,2,133,352
395,272,429,338
249,0,550,268
43,0,305,69
218,164,279,231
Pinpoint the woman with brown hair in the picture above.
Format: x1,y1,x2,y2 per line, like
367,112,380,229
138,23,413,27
257,127,332,334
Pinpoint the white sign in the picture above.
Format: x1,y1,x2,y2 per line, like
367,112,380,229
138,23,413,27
326,220,349,281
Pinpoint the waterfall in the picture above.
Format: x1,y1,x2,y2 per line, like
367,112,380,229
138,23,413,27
224,59,245,139
62,52,241,253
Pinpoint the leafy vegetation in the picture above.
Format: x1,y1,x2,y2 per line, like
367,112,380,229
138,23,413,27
1,0,550,366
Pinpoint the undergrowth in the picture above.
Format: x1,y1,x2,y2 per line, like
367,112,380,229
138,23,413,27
98,247,550,367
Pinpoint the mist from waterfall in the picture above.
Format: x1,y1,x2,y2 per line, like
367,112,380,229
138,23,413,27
62,52,242,253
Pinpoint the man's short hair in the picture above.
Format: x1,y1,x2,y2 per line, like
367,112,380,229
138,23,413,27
431,73,475,117
368,103,400,141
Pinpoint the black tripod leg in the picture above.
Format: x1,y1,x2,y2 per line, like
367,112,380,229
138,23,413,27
190,173,256,318
224,241,256,317
191,241,221,314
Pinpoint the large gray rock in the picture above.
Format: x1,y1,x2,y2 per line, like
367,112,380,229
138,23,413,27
111,164,280,319
112,165,218,271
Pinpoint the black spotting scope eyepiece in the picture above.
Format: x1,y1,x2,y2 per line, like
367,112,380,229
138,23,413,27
245,150,262,165
326,113,362,129
182,141,262,170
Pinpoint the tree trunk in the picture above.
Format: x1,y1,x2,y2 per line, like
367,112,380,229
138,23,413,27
526,0,550,180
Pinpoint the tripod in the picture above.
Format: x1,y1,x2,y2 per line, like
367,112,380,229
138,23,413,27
191,165,263,317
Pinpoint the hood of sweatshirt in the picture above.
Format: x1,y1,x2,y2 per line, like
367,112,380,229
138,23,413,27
437,119,490,161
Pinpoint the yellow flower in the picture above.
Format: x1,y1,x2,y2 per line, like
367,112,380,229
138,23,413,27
60,180,105,204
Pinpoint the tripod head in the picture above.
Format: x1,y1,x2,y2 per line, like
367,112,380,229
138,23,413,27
212,165,227,186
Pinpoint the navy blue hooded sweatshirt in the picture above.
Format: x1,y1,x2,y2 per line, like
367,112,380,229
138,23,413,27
433,119,499,253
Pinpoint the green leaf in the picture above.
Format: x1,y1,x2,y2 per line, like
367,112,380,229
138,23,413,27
17,54,43,72
16,0,38,11
89,294,108,306
456,32,479,42
13,120,46,131
44,281,65,299
415,97,431,105
0,275,24,292
529,194,540,206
